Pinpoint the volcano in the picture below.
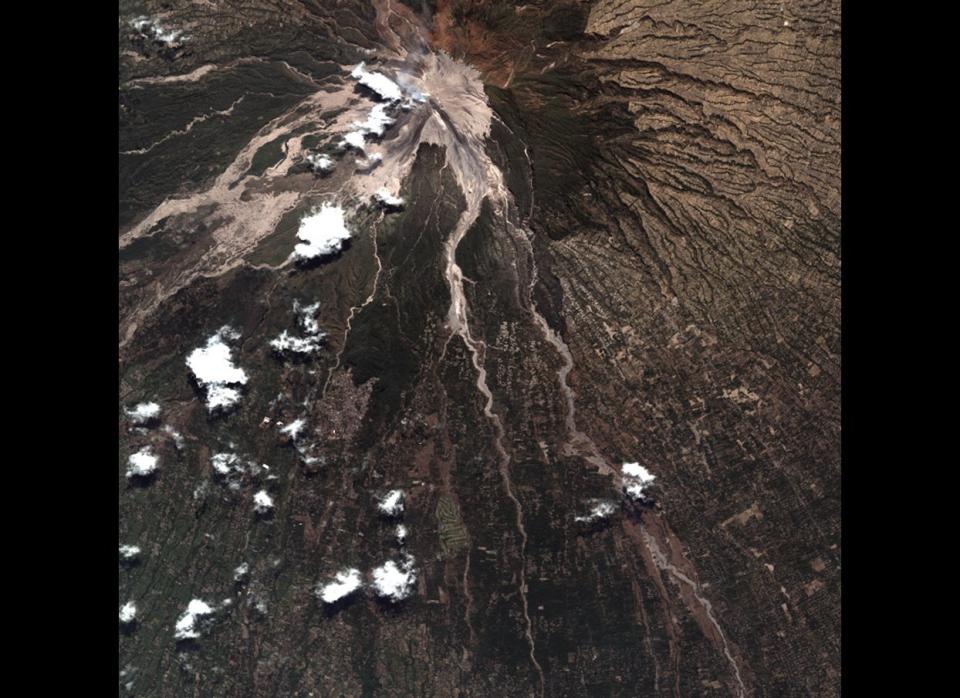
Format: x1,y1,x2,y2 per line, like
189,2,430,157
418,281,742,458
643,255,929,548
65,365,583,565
119,1,841,695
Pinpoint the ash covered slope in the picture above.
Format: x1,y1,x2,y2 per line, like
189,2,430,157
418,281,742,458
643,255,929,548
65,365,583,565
119,0,839,696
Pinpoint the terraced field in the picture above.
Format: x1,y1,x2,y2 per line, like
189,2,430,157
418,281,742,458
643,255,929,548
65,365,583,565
436,495,469,556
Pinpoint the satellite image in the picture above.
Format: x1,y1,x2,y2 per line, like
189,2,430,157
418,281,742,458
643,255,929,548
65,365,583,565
118,0,840,695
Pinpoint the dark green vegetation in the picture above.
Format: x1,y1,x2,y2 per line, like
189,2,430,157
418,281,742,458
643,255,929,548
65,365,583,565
340,144,460,449
245,136,287,178
451,1,513,30
542,4,589,42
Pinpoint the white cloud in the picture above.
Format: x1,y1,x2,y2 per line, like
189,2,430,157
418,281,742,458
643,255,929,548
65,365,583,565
252,596,268,616
621,462,656,502
356,152,383,170
293,204,352,262
394,71,429,104
206,384,243,412
154,27,184,45
317,568,363,604
294,301,322,335
193,481,209,500
174,599,214,640
126,402,160,425
279,419,306,440
163,425,185,450
119,544,141,561
574,499,617,523
305,153,334,173
377,489,405,517
270,330,324,356
354,103,395,137
119,664,137,693
129,16,185,47
370,555,417,602
233,563,249,582
126,447,158,478
271,301,327,357
296,443,324,468
350,62,403,102
253,489,274,514
119,601,137,625
210,452,245,479
374,188,404,209
622,462,651,479
341,130,367,152
186,327,248,413
339,64,405,154
395,524,408,545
